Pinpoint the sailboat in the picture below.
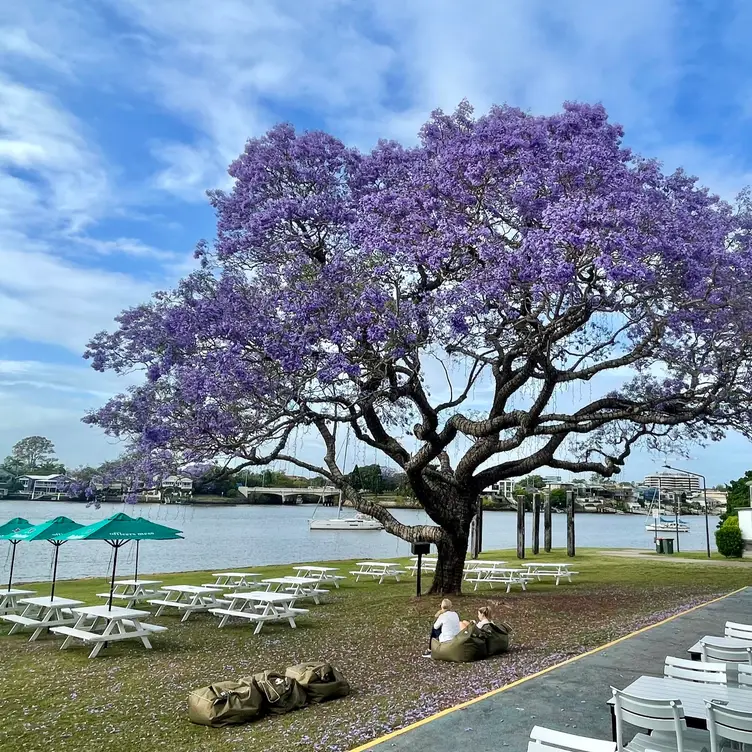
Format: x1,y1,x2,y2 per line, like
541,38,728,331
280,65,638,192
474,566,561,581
644,494,689,533
308,492,384,531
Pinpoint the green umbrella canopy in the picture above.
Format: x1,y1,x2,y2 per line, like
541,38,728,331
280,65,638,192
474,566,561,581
11,517,82,600
0,518,33,540
14,516,82,541
63,512,183,541
61,513,183,609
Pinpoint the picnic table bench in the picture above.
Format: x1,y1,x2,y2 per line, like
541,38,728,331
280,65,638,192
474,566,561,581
292,565,346,588
148,585,228,622
463,566,534,593
51,605,167,659
202,572,261,589
350,561,406,584
262,576,327,605
523,562,578,585
1,596,84,641
407,556,437,575
96,580,162,608
463,559,507,573
0,588,35,616
211,591,308,634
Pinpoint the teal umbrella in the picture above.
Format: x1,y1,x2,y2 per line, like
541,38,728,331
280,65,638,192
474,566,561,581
15,517,83,600
63,513,183,608
0,518,33,591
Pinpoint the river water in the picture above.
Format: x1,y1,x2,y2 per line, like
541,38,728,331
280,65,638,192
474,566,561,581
0,500,720,584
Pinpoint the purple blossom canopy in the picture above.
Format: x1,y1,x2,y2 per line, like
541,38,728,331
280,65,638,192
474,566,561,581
84,101,752,571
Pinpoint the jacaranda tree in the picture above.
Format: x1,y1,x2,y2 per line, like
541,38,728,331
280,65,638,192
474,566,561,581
85,102,752,593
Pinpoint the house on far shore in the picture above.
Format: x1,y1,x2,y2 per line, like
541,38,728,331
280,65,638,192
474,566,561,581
18,474,69,500
144,475,194,502
0,468,15,498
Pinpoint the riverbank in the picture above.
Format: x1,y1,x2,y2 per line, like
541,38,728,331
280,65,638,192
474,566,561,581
1,550,749,752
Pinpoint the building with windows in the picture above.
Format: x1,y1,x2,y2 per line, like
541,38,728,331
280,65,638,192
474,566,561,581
484,479,517,500
18,474,68,499
643,472,701,494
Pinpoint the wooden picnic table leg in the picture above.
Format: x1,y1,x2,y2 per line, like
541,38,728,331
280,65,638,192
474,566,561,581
30,607,59,642
8,603,33,635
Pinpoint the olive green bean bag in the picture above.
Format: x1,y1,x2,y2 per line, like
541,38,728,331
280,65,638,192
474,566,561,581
480,622,511,656
431,624,488,662
188,678,265,727
251,670,307,715
285,662,351,704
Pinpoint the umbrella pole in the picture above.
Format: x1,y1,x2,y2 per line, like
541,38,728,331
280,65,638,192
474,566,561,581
8,541,17,591
134,540,140,581
108,542,121,610
50,543,61,601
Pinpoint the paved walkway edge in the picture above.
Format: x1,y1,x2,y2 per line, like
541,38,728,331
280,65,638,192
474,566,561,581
349,587,748,752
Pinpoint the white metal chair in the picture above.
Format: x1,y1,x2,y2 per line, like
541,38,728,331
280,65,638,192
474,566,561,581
738,663,752,689
705,699,752,752
664,656,728,685
611,687,711,752
527,725,616,752
701,638,752,665
724,622,752,642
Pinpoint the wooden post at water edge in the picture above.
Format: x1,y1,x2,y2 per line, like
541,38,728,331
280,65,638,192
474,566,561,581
532,494,540,555
544,488,552,553
566,490,576,557
516,494,525,559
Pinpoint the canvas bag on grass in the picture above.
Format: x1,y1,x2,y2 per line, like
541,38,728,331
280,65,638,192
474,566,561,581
431,624,488,662
480,621,511,656
187,678,265,727
284,662,351,703
251,670,307,715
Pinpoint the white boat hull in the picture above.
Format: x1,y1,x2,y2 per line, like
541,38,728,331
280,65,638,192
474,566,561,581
645,523,690,533
309,517,383,531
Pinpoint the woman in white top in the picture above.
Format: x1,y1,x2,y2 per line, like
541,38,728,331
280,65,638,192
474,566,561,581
424,598,461,657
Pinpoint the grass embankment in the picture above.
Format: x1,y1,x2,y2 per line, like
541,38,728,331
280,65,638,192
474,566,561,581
1,550,749,752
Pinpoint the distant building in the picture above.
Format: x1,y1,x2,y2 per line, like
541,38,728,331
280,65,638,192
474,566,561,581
144,475,194,501
643,472,700,493
484,479,517,499
18,474,68,499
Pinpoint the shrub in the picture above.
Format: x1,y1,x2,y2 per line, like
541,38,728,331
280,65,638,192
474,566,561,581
715,516,744,558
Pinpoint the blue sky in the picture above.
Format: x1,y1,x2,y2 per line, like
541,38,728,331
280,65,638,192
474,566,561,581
1,0,751,483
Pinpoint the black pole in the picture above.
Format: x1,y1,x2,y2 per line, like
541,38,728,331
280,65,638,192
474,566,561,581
703,477,710,559
532,493,540,555
134,540,140,581
516,494,525,559
567,492,576,557
108,542,121,610
416,551,422,598
7,541,18,591
50,542,61,601
544,488,552,553
476,495,483,556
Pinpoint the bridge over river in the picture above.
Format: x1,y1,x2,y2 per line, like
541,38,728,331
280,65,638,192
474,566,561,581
237,486,342,505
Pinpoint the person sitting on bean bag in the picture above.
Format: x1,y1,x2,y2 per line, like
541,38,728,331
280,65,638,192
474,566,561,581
422,598,461,658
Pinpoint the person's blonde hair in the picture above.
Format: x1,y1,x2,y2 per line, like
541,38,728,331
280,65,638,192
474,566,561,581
435,598,453,618
477,606,491,620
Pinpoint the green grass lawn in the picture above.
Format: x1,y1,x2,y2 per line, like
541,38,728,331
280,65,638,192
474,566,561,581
1,549,749,752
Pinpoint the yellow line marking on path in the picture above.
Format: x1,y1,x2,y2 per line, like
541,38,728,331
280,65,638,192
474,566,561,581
349,587,748,751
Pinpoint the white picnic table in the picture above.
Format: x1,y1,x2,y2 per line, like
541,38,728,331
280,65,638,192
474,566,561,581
202,572,261,589
210,591,308,634
50,605,167,659
523,562,578,585
292,565,346,588
350,561,406,584
0,588,35,616
96,580,162,608
148,585,227,622
463,559,507,573
463,566,533,593
407,556,437,575
1,596,84,641
687,635,752,659
262,576,327,604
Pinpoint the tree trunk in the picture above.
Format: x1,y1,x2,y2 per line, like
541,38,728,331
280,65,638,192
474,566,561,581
429,530,469,595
